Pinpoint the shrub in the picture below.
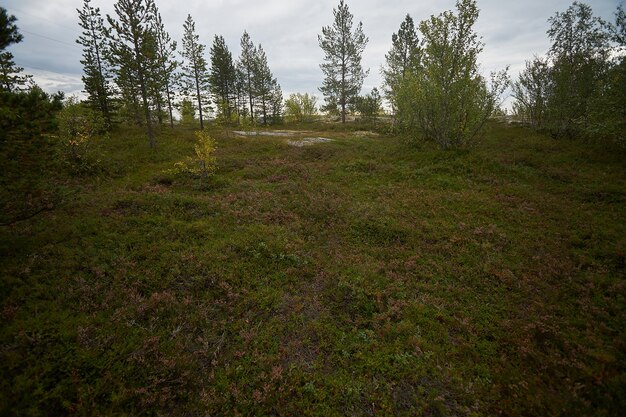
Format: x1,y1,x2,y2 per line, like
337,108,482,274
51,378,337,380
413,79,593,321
353,88,382,124
167,130,217,178
285,93,317,123
56,96,105,174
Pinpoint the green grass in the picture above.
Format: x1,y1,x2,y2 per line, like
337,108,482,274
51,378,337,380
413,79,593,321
1,123,625,416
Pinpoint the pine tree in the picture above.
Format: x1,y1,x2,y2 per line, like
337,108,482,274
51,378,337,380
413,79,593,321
76,0,113,129
318,0,368,123
234,64,247,121
180,14,210,129
382,14,420,114
107,0,158,147
252,45,281,124
0,7,29,92
146,5,178,127
209,35,236,120
238,31,256,121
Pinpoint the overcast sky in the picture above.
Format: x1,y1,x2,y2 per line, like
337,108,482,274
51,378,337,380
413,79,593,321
3,0,621,108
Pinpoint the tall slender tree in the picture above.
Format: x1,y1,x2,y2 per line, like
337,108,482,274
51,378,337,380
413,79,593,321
382,14,420,114
107,0,157,147
252,45,282,124
150,6,177,128
209,35,236,120
180,14,209,129
77,0,113,128
238,31,256,121
318,0,368,123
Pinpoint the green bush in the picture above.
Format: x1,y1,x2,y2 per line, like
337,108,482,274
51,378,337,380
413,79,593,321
56,97,105,174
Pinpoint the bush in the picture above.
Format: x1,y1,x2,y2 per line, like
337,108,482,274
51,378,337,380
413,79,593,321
285,93,317,123
353,88,382,124
56,96,105,174
396,0,509,149
0,85,64,142
167,130,217,179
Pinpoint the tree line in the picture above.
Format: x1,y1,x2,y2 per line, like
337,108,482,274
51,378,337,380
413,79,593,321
76,0,283,147
512,2,625,144
1,0,624,150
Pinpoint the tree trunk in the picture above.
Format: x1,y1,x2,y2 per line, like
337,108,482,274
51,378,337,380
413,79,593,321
194,63,204,130
165,81,174,128
133,37,155,148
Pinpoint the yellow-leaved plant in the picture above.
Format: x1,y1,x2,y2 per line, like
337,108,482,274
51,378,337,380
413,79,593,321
193,130,217,177
166,130,217,178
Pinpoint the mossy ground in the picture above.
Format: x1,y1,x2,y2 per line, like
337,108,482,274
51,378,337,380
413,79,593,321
1,122,624,416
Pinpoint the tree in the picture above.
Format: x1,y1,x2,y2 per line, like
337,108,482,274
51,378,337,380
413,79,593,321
252,45,282,124
512,57,551,127
238,31,257,122
180,14,210,129
150,6,177,128
353,87,382,123
545,1,611,138
179,98,195,126
585,4,626,144
285,93,317,122
397,0,508,148
76,0,113,129
318,0,369,123
0,86,64,141
0,7,29,92
107,0,158,147
209,35,236,121
382,14,420,114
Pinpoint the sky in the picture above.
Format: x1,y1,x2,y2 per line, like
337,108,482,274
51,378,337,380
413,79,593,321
2,0,621,109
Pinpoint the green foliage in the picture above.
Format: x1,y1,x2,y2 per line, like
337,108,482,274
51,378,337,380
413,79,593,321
382,14,420,113
251,45,282,125
107,0,158,147
0,7,30,92
512,56,551,128
56,97,105,174
149,6,178,128
209,35,236,121
179,98,196,126
353,87,382,123
318,0,369,123
180,14,210,129
166,129,217,178
285,93,317,123
76,0,113,129
214,99,239,128
237,31,257,121
1,123,625,415
0,86,64,142
396,0,509,148
545,2,611,139
513,2,624,145
0,7,23,50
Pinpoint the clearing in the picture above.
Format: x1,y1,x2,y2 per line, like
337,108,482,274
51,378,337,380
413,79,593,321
0,123,624,416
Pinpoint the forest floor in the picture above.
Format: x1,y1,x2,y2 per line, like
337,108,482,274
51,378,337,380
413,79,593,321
1,122,625,416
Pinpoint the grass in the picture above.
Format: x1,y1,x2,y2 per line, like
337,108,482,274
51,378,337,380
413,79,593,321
1,122,625,416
